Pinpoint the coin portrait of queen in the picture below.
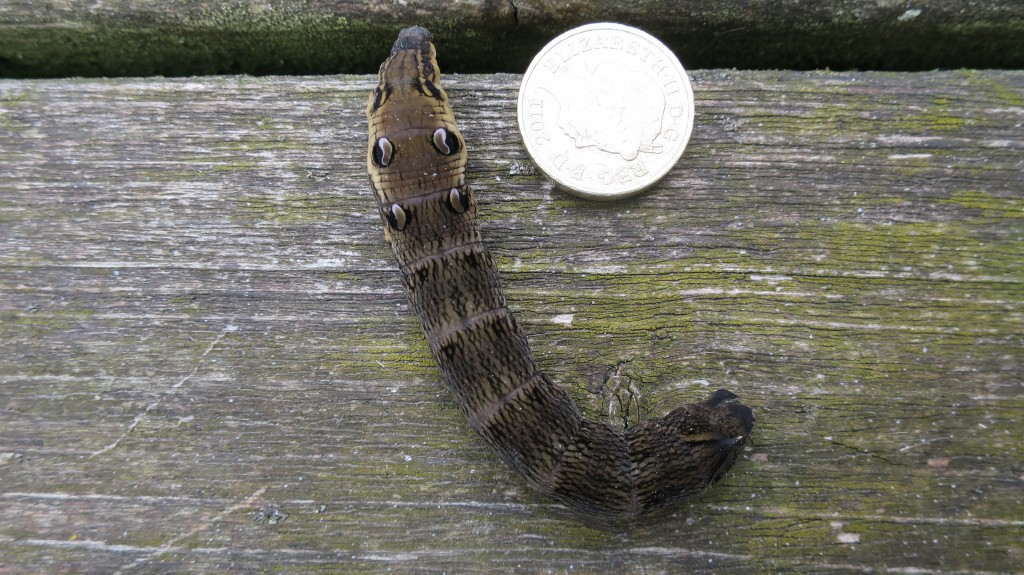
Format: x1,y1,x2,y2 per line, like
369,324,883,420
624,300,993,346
545,62,667,161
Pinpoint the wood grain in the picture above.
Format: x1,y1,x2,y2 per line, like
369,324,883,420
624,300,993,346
1,70,1022,573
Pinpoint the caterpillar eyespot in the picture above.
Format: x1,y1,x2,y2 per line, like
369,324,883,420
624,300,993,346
365,26,754,523
372,137,394,168
385,203,409,231
432,127,460,156
447,187,470,214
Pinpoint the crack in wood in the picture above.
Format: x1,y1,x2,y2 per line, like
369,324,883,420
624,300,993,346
89,324,238,458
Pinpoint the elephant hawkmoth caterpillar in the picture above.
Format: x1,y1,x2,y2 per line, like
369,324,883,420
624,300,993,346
366,26,753,521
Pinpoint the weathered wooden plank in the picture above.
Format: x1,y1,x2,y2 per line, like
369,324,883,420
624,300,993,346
0,70,1021,573
1,1,1023,77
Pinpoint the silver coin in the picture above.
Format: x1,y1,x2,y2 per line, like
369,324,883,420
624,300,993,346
517,23,695,200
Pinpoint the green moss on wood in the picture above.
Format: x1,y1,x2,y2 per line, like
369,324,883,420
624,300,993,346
943,190,1024,218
